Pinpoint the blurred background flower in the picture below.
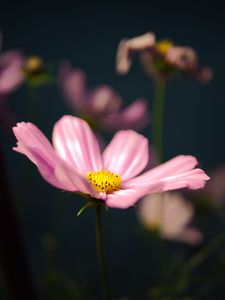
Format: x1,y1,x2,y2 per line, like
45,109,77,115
0,40,24,131
116,32,213,83
0,50,24,94
59,63,150,132
138,192,203,245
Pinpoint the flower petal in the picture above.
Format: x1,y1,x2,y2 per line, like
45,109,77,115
0,51,24,94
139,193,194,235
116,33,156,74
88,86,122,116
106,189,143,209
103,130,149,181
124,155,210,194
166,46,198,71
102,98,150,131
59,63,87,112
13,121,95,196
176,227,203,245
196,67,213,83
116,39,132,74
52,115,103,173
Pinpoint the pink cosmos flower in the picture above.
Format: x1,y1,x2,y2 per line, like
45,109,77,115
59,63,149,131
13,116,209,209
116,32,213,83
138,192,203,245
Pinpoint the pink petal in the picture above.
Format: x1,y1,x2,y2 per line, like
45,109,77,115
0,50,24,67
116,33,156,74
0,51,24,94
124,155,210,193
88,85,122,116
102,98,150,131
13,121,95,195
206,166,225,205
166,46,198,71
106,189,143,209
103,130,149,181
137,192,203,245
196,67,213,83
52,115,103,173
139,155,199,180
138,194,164,229
116,39,132,74
139,193,194,235
177,227,203,245
58,63,87,112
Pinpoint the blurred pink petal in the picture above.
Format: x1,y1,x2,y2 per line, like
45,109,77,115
138,192,203,245
116,33,156,74
0,50,24,94
59,64,150,132
13,116,209,209
59,63,87,112
196,67,213,83
178,227,203,245
88,86,122,115
116,32,213,83
0,37,24,133
166,46,198,71
102,99,150,131
206,166,225,206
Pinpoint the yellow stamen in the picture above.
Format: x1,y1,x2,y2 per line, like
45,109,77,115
86,170,121,193
155,39,174,55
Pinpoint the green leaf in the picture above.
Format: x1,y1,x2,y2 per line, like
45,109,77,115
76,201,96,216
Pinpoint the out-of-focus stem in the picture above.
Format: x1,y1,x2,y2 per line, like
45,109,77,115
152,79,166,163
95,205,111,300
0,143,37,300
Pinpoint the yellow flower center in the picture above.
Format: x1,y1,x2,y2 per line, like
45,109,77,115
155,39,174,55
24,56,44,74
86,170,121,193
149,221,161,232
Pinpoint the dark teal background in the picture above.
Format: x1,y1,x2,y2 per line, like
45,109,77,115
1,0,225,299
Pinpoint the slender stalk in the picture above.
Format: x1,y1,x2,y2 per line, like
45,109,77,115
180,230,225,278
95,205,111,300
0,143,37,300
152,79,166,163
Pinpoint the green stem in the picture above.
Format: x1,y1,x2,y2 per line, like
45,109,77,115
180,230,225,278
95,205,111,300
152,79,166,163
